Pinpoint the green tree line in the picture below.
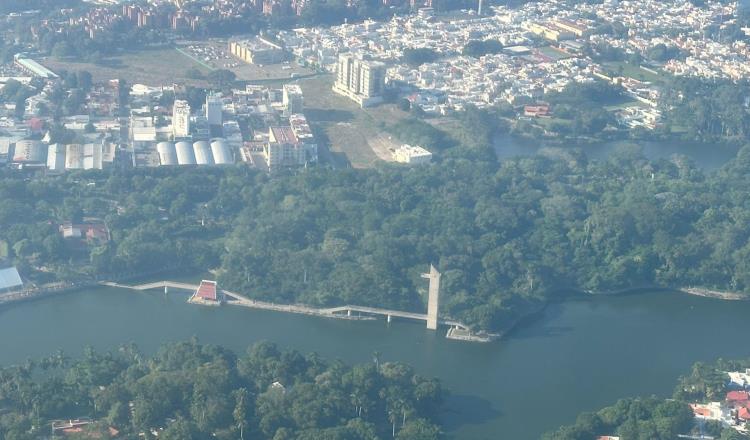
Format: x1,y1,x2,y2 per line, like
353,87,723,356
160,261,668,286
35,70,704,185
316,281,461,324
0,340,443,440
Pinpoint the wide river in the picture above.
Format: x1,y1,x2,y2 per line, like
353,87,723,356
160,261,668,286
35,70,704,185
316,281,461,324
1,139,744,438
1,287,750,439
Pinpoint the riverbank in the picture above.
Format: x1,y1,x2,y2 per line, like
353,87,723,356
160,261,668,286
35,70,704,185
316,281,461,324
4,284,750,439
590,285,749,301
678,287,749,301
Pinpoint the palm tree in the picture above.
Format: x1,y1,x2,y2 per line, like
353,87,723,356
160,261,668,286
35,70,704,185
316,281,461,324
372,351,381,371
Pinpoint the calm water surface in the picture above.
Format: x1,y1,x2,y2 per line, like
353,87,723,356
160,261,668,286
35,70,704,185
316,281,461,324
1,288,749,439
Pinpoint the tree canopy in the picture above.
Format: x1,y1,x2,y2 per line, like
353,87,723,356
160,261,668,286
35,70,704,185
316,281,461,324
0,341,443,440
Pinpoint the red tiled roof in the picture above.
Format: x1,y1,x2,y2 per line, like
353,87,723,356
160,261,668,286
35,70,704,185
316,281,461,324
691,405,711,417
196,280,218,301
727,391,749,402
739,407,750,420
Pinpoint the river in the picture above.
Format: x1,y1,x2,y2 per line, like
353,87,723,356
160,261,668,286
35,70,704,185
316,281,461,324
494,133,739,170
1,288,749,439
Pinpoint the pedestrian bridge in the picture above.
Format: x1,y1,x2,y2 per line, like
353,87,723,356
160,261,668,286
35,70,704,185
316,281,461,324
101,280,469,331
324,305,469,330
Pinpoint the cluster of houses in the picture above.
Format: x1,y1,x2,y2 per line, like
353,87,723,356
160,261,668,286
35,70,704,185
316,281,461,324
279,0,743,128
691,368,750,434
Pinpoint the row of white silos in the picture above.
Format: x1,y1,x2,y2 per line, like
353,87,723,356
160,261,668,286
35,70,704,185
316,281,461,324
156,140,234,166
210,139,233,165
157,142,178,166
194,141,214,165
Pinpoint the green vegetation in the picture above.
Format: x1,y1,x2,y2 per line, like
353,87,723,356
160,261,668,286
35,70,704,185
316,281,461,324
402,48,440,67
600,61,663,84
388,118,453,151
674,358,750,402
462,40,504,58
44,49,213,88
545,357,750,440
5,133,750,331
542,397,694,440
513,81,624,139
0,340,443,440
661,77,750,143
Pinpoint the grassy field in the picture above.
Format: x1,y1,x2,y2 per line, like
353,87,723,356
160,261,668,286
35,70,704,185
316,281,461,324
44,47,213,87
298,75,410,168
44,42,317,88
602,61,664,84
538,45,572,61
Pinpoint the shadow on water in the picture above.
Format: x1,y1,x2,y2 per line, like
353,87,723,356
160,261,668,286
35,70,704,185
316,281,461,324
510,323,575,340
502,300,567,340
441,394,502,432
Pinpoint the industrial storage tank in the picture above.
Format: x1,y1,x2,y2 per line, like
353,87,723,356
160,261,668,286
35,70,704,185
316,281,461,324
156,142,178,166
210,139,233,165
193,141,214,165
175,141,196,165
12,140,46,163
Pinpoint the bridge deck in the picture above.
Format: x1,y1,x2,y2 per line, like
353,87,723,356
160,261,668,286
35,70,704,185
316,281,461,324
102,281,469,330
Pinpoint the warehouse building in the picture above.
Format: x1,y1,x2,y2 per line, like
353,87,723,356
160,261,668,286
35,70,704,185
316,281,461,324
13,54,58,79
229,38,286,65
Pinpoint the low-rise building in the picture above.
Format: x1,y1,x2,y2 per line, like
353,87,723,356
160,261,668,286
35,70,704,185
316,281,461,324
0,266,23,293
392,144,432,164
229,38,286,65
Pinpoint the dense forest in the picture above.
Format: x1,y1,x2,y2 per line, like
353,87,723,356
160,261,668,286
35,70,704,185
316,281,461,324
542,397,695,440
0,341,443,440
660,77,750,143
3,137,750,332
544,357,750,440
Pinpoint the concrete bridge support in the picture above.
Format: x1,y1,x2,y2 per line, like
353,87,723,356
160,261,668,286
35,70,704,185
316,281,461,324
421,265,441,330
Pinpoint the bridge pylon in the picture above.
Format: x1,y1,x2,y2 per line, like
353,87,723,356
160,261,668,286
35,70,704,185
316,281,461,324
421,264,441,330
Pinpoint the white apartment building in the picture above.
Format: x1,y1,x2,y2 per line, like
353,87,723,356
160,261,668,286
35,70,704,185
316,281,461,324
264,126,308,170
332,54,386,107
172,100,191,138
206,94,223,126
282,84,304,116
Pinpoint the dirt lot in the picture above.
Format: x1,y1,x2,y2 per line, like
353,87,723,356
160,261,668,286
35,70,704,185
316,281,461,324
298,75,409,168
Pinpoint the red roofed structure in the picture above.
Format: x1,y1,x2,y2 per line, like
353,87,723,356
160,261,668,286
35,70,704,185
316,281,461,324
691,405,711,417
727,391,750,402
739,407,750,420
195,280,219,302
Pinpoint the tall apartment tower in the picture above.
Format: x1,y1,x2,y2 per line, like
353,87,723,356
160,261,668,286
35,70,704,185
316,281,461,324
172,99,191,138
206,94,223,126
333,54,386,107
282,84,304,116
